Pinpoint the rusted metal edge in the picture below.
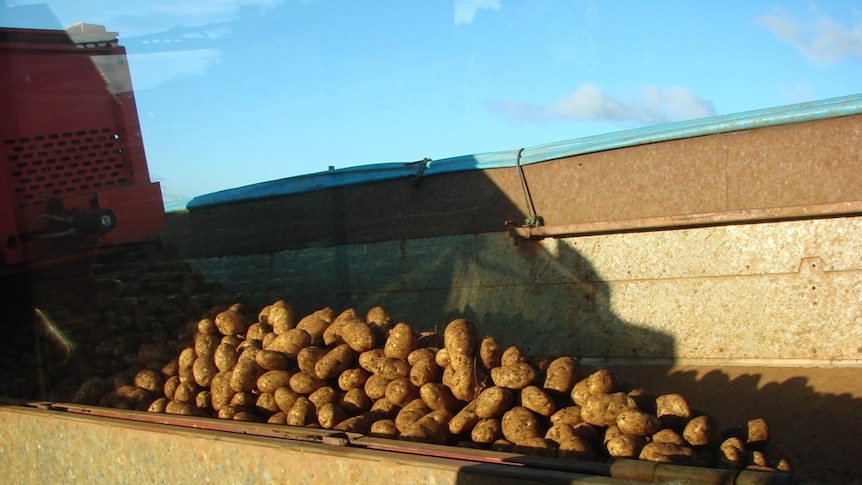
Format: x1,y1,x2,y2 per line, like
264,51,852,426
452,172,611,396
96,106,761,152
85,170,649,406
507,201,862,240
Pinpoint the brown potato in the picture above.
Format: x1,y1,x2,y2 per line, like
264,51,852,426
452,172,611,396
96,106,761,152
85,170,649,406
257,370,294,394
370,419,399,437
274,386,301,413
434,348,451,368
419,383,459,411
655,393,691,430
542,356,580,395
358,349,385,373
490,363,538,390
407,348,437,366
395,399,431,433
333,415,370,434
267,328,311,357
192,356,219,387
581,392,633,427
472,418,503,444
173,381,199,403
165,400,196,416
369,397,400,421
268,412,287,425
550,406,584,427
639,441,696,465
209,371,233,411
340,319,377,353
443,318,478,356
215,308,249,336
230,355,263,393
520,386,556,417
717,437,746,470
364,374,392,400
617,410,662,437
500,346,528,366
297,346,328,374
478,336,502,370
385,378,420,407
147,397,169,413
475,386,514,419
197,317,219,335
314,344,356,380
501,406,543,446
268,301,297,335
194,331,221,358
448,401,480,435
339,388,373,415
409,358,441,388
296,308,334,346
448,365,481,401
653,428,686,446
308,386,341,409
289,371,327,395
323,308,361,346
245,322,272,342
402,409,453,443
374,357,411,380
683,414,718,448
317,402,348,429
337,367,370,391
214,343,239,372
286,396,316,426
606,434,648,458
384,322,417,360
255,392,279,414
134,369,164,394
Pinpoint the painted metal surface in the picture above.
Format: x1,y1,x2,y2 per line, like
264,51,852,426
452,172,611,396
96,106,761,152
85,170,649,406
181,93,862,211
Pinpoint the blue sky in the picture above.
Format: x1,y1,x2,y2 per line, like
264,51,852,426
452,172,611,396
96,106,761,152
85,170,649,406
4,1,862,204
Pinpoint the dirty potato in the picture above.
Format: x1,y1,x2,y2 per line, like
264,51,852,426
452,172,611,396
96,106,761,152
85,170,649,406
542,356,580,395
384,322,417,360
475,386,514,419
501,406,543,447
520,385,556,417
490,363,538,390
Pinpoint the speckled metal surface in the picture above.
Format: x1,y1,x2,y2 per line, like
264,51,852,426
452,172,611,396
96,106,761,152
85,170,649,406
192,215,861,365
0,406,629,484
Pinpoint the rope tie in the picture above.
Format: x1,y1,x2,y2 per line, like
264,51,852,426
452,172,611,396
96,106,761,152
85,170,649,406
516,148,543,227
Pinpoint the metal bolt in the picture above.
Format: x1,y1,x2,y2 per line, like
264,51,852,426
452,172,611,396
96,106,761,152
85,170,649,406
101,215,113,227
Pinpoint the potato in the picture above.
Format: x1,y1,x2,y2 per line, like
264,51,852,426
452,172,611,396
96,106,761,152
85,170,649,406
447,352,474,372
267,328,312,357
214,343,239,372
289,371,327,395
364,374,392,400
550,406,584,427
639,441,696,465
230,391,257,408
520,386,556,417
374,357,411,380
268,412,287,425
395,399,431,433
490,363,538,390
194,331,221,358
581,392,633,427
255,392,279,414
478,336,502,370
192,356,219,387
500,346,528,366
543,356,580,395
556,436,595,460
197,317,219,335
435,348,451,368
384,322,417,360
385,378,420,407
245,322,272,342
287,396,316,426
448,401,480,435
274,386,301,413
366,306,392,329
217,405,242,420
653,428,686,446
472,418,503,444
333,415,370,434
173,381,199,403
513,437,556,456
340,319,377,353
407,348,437,366
268,300,297,335
448,365,481,401
683,414,718,448
317,402,348,429
209,371,234,411
230,355,263,393
297,346,328,374
165,400,196,416
262,332,277,349
148,397,169,413
570,378,591,406
323,308,361,346
358,349,385,373
420,383,459,412
178,347,196,374
475,386,514,418
296,308,334,346
627,388,655,414
655,393,692,430
257,370,294,394
369,397,400,421
134,369,164,393
340,388,372,415
717,437,746,470
221,334,243,348
501,406,542,446
402,409,453,443
215,307,249,336
745,418,770,450
314,344,356,380
443,319,478,356
606,434,648,458
337,368,370,391
161,359,179,377
308,386,341,409
617,410,662,436
370,419,399,437
409,358,441,387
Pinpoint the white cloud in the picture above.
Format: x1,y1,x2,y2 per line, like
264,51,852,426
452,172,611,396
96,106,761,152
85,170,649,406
486,83,715,126
756,7,862,65
454,0,501,26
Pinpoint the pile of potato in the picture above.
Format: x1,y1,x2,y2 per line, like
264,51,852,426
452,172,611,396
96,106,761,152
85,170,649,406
92,301,791,473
